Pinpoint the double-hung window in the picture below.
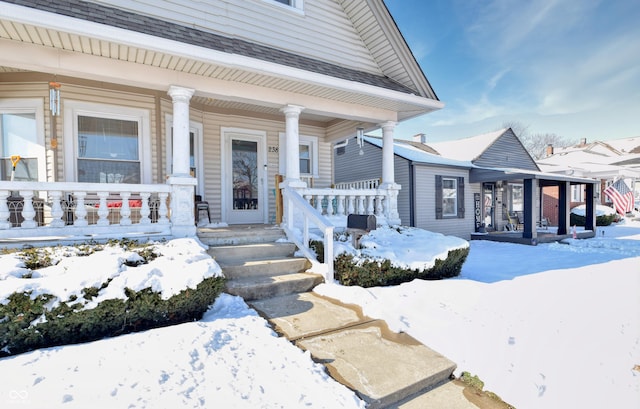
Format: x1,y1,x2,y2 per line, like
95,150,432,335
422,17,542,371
0,99,45,182
435,175,465,219
64,101,151,184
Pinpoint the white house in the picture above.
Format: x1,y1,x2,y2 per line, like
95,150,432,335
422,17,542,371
0,0,447,277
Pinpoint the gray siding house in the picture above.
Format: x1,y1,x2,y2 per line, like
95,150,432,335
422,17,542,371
335,128,599,243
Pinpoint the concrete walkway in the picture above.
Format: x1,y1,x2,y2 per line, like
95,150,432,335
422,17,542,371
250,292,483,408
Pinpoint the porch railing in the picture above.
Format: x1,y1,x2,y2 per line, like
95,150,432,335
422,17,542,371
299,187,388,222
281,187,334,283
0,181,172,241
333,178,380,190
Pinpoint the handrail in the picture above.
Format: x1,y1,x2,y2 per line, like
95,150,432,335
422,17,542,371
281,187,334,283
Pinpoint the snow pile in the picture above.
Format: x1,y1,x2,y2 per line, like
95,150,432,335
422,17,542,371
0,294,364,408
0,238,222,311
571,203,617,216
337,226,469,271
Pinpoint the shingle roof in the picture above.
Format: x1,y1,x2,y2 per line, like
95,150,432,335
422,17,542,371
4,0,418,95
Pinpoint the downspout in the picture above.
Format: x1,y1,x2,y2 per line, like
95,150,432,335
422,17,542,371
409,162,415,227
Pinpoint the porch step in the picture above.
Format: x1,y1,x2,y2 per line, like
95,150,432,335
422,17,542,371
197,224,286,246
203,225,322,301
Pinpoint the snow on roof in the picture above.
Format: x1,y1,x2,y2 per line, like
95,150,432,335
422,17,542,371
364,136,473,168
428,128,507,161
602,136,640,153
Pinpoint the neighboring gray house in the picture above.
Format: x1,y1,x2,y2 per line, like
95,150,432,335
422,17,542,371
335,128,599,243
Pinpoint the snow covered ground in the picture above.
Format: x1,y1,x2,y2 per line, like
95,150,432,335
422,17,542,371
1,219,639,408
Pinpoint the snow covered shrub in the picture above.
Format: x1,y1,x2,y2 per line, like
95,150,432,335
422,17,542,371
333,246,469,287
569,212,617,226
0,277,225,357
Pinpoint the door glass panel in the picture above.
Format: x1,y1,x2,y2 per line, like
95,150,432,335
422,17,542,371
483,183,494,228
232,139,258,210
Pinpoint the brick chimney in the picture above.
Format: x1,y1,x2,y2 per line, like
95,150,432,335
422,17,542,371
546,144,554,157
413,133,427,144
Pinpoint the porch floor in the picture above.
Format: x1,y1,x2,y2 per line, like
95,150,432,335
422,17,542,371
471,228,595,245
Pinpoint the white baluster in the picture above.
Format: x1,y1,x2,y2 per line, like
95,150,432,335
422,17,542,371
97,192,110,226
19,190,37,228
375,195,384,217
316,194,323,213
366,194,375,215
139,192,151,225
119,192,132,226
49,191,65,227
347,195,355,215
326,195,335,216
74,192,88,226
157,192,169,225
336,194,345,216
0,190,11,229
357,195,366,214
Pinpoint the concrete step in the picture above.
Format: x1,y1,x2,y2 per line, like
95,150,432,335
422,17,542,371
219,256,310,279
197,224,286,246
225,273,323,301
251,292,457,409
208,242,297,264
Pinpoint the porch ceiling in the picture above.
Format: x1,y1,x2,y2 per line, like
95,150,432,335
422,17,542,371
0,3,442,126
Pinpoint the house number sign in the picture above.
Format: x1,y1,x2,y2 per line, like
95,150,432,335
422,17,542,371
268,146,279,153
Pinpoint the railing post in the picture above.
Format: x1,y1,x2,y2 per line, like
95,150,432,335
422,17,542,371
167,176,197,237
157,192,170,225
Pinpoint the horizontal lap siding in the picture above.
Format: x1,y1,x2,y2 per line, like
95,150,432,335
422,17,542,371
89,0,381,74
474,129,539,171
413,165,473,239
395,159,411,225
334,139,382,184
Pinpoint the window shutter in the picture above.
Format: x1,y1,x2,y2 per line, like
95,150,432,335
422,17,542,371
457,176,465,218
435,175,443,219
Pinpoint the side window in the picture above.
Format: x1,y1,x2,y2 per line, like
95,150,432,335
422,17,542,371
435,175,465,219
278,133,318,178
263,0,304,12
0,99,45,182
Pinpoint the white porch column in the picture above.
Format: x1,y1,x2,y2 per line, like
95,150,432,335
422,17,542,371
280,104,306,188
168,86,195,177
167,85,197,237
379,121,401,225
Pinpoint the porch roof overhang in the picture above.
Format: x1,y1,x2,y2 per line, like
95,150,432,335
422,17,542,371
469,167,599,185
0,0,443,138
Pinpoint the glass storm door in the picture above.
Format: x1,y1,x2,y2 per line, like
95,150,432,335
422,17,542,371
483,183,495,229
226,134,265,224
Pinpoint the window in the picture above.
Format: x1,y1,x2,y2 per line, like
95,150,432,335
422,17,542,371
510,184,524,211
64,101,151,183
77,116,140,183
571,184,584,202
435,175,465,219
0,99,45,182
263,0,304,12
278,133,318,178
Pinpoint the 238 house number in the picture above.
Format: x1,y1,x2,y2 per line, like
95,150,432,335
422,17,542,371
268,146,279,153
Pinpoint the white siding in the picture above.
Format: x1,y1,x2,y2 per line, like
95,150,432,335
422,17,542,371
87,0,382,74
413,165,474,239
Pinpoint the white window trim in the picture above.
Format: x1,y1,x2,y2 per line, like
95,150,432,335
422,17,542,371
278,132,319,178
63,101,151,183
259,0,304,14
442,177,458,217
0,98,46,182
165,114,204,197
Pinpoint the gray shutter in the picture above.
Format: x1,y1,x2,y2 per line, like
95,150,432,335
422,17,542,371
435,175,443,219
457,176,465,218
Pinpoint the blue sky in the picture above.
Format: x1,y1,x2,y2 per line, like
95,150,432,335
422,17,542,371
383,0,640,142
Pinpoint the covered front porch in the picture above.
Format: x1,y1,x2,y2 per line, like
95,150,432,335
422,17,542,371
469,167,598,245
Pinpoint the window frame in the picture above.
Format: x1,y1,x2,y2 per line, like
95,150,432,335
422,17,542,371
64,101,151,183
0,98,46,182
278,133,319,178
260,0,304,13
435,175,465,220
165,114,204,197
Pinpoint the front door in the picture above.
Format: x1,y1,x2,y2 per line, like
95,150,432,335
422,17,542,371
223,130,267,224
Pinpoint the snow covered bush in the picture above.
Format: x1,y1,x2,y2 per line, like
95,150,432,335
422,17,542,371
322,226,470,287
0,239,224,357
570,204,619,226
